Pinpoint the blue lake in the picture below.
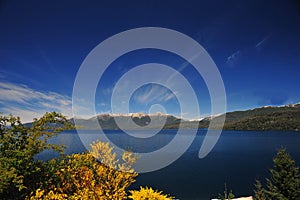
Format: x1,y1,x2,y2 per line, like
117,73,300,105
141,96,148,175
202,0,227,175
36,130,300,200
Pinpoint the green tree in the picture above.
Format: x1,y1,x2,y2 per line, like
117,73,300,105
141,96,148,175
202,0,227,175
254,180,266,200
0,112,73,199
254,148,300,200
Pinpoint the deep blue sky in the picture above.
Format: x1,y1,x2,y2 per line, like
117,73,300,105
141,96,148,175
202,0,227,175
0,0,300,121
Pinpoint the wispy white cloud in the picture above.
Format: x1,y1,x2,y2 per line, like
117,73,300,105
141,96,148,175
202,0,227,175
133,84,176,105
166,51,202,85
98,102,108,107
1,107,48,122
226,50,241,67
255,34,272,49
101,87,113,96
0,81,72,122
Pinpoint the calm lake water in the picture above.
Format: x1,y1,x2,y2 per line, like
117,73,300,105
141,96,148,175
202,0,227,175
36,130,300,200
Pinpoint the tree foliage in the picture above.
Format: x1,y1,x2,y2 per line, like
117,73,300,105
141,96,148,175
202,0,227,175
0,112,173,200
223,109,300,131
253,180,266,200
0,112,73,199
254,148,300,200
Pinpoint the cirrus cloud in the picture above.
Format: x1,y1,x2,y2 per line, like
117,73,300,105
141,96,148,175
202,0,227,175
0,81,72,122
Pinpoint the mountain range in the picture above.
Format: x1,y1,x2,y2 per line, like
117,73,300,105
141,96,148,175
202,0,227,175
72,102,300,131
72,112,181,130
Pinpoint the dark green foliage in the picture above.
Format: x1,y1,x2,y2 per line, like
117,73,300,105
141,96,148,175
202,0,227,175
265,148,300,199
166,104,300,131
254,180,266,200
0,112,73,199
254,148,300,200
213,105,300,130
224,110,300,131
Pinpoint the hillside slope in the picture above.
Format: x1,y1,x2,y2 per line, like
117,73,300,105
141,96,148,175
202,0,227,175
212,103,300,130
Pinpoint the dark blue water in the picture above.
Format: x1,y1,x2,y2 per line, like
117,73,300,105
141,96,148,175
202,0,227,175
36,130,300,200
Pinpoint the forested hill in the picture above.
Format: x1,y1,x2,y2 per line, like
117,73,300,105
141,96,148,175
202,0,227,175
211,103,300,131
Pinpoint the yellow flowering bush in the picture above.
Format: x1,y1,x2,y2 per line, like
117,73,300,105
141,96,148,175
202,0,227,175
129,186,174,200
29,141,137,200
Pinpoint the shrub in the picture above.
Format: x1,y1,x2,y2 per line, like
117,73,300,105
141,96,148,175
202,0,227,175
29,141,137,199
129,186,174,200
